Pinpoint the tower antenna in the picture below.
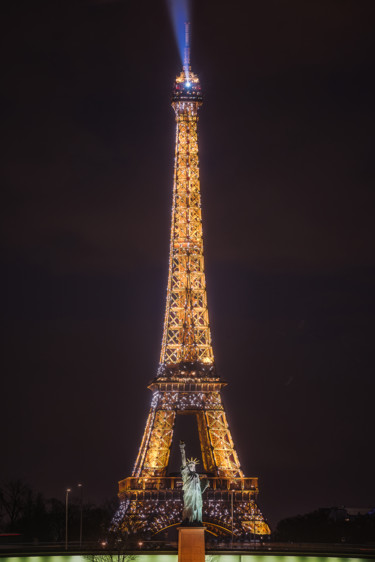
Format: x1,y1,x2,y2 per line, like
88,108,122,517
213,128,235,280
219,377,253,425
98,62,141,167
184,21,191,83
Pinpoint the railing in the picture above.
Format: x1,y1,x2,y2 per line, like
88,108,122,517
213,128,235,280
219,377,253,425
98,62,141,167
119,476,258,493
0,540,374,556
0,540,177,554
206,541,375,554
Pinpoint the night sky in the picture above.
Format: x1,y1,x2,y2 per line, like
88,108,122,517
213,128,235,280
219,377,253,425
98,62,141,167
2,0,375,529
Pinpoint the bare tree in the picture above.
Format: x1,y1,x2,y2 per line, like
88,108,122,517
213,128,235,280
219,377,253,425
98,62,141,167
84,553,136,562
84,528,136,562
0,480,32,530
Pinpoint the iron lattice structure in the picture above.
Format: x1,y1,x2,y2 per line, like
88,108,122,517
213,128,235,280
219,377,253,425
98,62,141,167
116,45,270,539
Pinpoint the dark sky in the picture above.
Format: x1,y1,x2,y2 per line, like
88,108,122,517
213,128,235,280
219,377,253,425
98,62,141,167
1,0,375,529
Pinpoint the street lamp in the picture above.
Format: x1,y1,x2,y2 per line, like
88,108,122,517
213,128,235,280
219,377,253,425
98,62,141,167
78,483,83,549
231,489,234,548
65,488,71,551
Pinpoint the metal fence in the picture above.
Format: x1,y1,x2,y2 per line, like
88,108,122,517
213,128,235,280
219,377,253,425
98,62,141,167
0,540,374,557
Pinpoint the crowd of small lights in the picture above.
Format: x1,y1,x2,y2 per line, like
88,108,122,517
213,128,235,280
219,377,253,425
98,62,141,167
112,499,130,529
157,361,217,378
113,498,183,535
150,390,222,410
113,495,268,537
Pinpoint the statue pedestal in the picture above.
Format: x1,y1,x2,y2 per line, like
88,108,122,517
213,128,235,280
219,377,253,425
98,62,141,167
178,527,205,562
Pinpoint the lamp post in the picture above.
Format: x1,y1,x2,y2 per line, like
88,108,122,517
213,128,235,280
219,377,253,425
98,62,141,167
65,488,71,551
78,483,83,549
231,490,234,548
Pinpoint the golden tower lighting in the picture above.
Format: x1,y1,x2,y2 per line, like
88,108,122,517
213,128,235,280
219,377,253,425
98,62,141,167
115,23,270,538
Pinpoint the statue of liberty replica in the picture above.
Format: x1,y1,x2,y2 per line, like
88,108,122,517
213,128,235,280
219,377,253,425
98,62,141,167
179,441,210,524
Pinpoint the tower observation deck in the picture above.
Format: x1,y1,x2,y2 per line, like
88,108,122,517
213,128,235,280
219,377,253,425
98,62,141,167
115,24,270,538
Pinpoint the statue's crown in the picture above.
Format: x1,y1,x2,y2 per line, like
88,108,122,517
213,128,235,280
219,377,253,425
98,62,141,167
187,457,199,465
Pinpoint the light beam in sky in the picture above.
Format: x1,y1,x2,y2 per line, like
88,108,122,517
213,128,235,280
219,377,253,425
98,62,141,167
166,0,190,66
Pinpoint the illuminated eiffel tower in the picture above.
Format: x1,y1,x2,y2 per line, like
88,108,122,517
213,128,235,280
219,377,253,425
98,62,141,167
115,25,270,539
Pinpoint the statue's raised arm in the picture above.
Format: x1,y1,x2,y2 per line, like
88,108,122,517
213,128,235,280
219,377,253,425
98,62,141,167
179,440,187,467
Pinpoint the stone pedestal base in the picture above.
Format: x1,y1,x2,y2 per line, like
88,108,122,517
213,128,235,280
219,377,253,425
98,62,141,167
178,527,205,562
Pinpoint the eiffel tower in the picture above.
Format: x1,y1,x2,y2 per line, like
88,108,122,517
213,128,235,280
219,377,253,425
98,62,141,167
115,25,270,539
